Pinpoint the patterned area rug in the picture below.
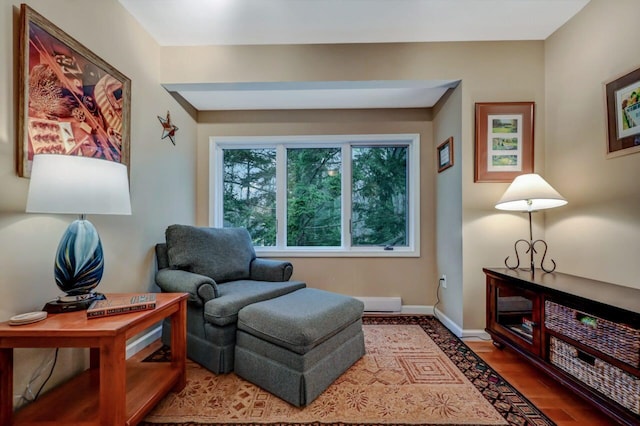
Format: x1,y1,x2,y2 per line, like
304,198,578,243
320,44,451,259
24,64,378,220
141,315,554,426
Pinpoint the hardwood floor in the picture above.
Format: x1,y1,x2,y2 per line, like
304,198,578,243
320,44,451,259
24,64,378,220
466,340,618,425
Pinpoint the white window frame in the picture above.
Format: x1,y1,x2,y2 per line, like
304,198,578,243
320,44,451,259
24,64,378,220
210,134,420,257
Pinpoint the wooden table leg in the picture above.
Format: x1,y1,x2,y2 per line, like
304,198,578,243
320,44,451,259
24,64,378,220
99,336,126,425
171,299,187,390
0,348,13,425
89,347,100,369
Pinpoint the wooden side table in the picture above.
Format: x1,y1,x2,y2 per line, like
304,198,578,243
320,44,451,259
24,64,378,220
0,292,188,426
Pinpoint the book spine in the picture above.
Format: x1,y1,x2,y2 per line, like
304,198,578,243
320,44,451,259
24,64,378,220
87,302,156,318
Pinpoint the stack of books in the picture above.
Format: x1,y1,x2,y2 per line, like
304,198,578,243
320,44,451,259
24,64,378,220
86,293,157,319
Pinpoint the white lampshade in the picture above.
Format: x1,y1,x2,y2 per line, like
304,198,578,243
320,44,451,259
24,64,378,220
26,154,131,215
495,173,567,212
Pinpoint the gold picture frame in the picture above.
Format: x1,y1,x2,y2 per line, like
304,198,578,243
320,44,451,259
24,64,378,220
18,4,131,177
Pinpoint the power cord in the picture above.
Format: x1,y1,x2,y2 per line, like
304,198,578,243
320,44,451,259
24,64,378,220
15,348,59,408
34,348,58,399
433,276,443,322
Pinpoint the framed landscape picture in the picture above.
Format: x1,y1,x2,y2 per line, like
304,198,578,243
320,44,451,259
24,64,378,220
18,4,131,177
604,66,640,158
474,102,534,182
437,137,453,173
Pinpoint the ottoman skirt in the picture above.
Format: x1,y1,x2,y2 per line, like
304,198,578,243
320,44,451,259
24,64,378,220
235,320,364,406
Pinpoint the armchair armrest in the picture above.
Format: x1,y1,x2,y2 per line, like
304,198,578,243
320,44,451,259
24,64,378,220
250,258,293,282
155,269,219,305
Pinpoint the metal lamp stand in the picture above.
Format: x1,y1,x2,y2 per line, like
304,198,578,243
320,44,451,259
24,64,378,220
504,209,557,276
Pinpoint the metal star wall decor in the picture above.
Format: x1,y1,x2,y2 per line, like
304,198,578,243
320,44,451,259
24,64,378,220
158,111,178,145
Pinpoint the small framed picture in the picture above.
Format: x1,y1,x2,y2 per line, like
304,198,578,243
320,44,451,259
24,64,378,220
437,137,454,173
604,66,640,158
474,102,534,182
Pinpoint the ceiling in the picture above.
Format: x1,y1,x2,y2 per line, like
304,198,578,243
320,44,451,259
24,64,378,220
118,0,590,111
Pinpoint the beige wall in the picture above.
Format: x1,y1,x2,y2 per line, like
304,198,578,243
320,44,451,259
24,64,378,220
544,0,640,287
433,86,463,326
458,55,546,332
0,0,197,407
174,41,546,328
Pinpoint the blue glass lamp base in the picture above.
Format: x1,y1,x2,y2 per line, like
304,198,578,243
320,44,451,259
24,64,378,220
54,219,104,300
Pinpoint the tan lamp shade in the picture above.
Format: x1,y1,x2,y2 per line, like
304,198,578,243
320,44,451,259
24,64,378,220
495,173,567,212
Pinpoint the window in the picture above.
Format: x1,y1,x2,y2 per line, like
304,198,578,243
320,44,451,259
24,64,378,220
287,147,342,247
222,148,276,246
351,146,408,247
211,134,420,257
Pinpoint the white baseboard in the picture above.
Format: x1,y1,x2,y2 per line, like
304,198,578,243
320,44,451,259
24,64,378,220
126,325,162,359
354,297,433,315
460,331,492,342
461,328,490,341
401,305,433,314
355,296,402,312
434,307,462,337
433,307,490,340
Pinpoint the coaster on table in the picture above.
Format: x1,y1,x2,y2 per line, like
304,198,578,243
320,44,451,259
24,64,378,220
9,311,47,326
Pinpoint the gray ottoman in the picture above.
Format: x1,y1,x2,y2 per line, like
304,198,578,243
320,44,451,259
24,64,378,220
234,288,365,407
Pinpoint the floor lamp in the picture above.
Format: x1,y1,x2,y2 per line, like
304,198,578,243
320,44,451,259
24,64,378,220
26,154,132,312
495,173,567,275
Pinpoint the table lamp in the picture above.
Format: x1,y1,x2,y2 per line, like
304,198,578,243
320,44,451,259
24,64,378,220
495,173,567,275
26,154,132,312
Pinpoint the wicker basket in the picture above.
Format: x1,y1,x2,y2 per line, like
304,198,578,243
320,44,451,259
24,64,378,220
550,337,640,415
545,300,640,367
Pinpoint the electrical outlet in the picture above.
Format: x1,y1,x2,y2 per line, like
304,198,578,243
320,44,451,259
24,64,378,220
440,274,447,289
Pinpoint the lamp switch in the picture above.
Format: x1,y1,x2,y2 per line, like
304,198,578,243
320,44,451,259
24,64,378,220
440,274,447,289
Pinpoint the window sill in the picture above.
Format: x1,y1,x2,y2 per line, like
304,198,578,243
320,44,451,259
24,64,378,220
255,247,420,258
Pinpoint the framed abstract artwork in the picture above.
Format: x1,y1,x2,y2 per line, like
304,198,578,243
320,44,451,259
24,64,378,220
474,102,534,183
437,137,453,173
604,66,640,158
18,4,131,177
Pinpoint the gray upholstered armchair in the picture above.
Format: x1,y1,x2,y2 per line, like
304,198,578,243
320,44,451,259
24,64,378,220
155,225,306,373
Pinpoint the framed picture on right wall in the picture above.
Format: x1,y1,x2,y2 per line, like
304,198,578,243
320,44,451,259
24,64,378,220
474,102,535,182
605,66,640,158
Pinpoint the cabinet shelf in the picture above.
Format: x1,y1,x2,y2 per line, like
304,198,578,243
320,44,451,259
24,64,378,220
505,324,533,341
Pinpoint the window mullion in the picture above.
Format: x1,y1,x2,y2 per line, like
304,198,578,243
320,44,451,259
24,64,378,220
210,140,223,227
342,144,352,249
275,144,287,248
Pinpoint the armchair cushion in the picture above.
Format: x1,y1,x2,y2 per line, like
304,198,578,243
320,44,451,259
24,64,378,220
166,225,256,283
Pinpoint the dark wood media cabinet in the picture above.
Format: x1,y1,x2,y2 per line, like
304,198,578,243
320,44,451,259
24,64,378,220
484,267,640,426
